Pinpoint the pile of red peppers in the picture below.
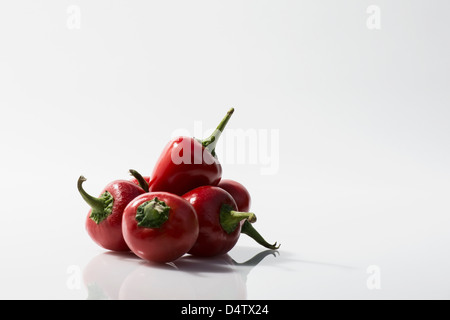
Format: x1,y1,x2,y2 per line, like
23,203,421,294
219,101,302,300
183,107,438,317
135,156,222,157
77,108,279,263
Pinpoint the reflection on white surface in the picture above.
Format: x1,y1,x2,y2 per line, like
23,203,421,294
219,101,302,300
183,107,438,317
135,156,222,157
83,249,279,300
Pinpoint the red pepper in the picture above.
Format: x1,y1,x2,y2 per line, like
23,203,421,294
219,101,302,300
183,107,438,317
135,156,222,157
147,108,234,196
122,192,199,263
77,176,146,251
183,185,275,257
218,179,280,251
218,179,251,212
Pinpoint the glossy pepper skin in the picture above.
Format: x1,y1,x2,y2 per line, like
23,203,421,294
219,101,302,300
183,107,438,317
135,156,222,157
218,179,251,212
147,108,234,196
183,186,256,257
129,169,150,192
147,137,222,196
77,176,145,251
122,192,199,263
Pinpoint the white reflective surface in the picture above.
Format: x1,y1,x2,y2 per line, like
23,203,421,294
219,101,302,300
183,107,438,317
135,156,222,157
84,249,277,300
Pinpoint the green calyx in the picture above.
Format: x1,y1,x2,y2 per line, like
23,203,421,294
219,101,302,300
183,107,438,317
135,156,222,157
135,197,170,228
220,203,257,234
77,176,114,225
89,192,114,224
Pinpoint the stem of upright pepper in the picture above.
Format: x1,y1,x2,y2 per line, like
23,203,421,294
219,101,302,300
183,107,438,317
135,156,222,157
241,220,280,250
201,108,234,157
77,176,114,224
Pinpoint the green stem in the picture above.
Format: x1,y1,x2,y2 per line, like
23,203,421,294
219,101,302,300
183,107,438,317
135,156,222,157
129,169,149,192
241,220,280,250
77,176,114,224
77,176,104,212
135,197,170,228
231,210,257,223
201,108,234,156
220,203,256,234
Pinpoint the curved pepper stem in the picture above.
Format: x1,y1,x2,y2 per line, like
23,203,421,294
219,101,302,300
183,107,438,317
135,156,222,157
77,176,114,224
129,169,149,192
201,108,234,157
241,220,280,250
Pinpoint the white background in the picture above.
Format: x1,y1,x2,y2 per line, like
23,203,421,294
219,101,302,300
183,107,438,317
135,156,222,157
0,1,449,299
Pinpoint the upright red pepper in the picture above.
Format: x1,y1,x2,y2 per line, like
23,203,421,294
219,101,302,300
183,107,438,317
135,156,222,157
147,108,234,196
